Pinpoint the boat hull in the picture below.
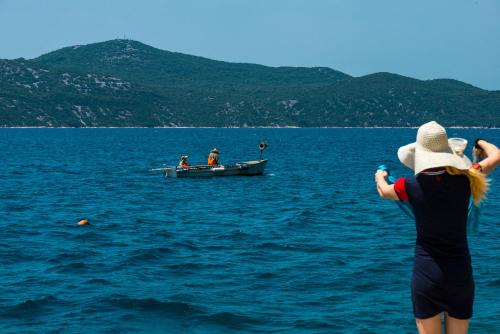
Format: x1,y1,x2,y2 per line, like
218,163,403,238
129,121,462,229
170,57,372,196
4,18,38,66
164,160,267,178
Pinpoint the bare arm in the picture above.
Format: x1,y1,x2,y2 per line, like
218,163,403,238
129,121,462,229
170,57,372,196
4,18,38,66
474,139,500,174
374,170,399,200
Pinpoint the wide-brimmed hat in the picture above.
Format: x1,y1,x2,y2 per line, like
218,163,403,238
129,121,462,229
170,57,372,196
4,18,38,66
397,121,471,175
210,148,220,154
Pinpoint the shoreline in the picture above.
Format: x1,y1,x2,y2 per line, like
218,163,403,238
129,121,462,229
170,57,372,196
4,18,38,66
0,126,498,129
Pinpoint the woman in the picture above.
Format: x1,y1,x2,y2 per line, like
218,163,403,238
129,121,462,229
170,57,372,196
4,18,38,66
374,121,499,334
207,148,220,166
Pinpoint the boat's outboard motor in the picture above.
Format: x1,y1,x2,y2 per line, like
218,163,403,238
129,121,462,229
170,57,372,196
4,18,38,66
259,141,268,160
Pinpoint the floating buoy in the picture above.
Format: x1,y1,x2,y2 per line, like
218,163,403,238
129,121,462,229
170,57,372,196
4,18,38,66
77,219,89,226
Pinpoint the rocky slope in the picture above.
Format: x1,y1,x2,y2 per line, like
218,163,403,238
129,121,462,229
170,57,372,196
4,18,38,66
1,39,498,127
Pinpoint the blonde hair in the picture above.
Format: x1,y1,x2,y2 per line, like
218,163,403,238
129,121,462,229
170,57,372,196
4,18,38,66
445,166,489,205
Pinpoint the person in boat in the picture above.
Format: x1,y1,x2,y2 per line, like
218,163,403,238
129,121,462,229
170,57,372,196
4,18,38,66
207,148,220,166
374,122,500,334
178,155,190,168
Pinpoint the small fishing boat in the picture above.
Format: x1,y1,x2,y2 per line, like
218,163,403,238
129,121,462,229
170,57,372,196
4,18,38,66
164,159,267,178
155,141,269,178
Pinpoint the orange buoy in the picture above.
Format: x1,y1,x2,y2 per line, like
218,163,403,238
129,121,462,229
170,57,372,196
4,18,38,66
77,219,89,226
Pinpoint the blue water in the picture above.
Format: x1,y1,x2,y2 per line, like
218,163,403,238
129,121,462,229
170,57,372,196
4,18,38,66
0,128,499,333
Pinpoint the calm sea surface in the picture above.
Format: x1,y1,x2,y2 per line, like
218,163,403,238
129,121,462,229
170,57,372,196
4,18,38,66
0,128,499,333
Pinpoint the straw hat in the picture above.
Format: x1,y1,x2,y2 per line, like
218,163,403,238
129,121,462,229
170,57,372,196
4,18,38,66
397,121,471,175
210,148,220,154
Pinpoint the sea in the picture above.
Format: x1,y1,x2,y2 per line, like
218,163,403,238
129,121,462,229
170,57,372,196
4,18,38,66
0,128,499,334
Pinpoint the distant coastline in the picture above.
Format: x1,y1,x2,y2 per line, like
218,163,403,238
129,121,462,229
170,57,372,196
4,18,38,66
1,126,498,129
1,39,499,128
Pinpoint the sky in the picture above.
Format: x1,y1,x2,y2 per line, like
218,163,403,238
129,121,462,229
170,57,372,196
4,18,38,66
0,0,499,90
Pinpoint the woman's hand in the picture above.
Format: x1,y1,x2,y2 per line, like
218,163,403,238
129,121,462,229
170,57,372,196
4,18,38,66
375,169,388,183
375,169,399,200
472,140,487,162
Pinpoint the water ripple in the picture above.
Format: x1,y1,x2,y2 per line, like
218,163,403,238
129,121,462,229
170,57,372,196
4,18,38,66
0,128,498,333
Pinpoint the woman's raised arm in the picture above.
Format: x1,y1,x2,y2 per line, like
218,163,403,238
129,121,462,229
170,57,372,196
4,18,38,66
474,139,500,174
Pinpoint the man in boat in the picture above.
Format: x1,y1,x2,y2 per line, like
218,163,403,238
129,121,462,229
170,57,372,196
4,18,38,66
178,155,190,168
207,148,220,165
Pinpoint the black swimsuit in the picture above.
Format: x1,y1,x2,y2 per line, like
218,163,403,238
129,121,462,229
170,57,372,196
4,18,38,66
396,171,474,319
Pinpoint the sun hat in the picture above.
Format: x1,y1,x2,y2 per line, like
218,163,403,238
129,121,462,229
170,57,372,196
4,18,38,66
397,121,472,175
210,148,220,154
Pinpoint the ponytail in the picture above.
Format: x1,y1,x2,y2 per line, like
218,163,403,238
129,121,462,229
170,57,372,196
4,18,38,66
445,166,489,205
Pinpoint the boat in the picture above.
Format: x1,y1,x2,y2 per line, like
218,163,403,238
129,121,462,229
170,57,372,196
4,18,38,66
164,160,267,178
153,142,269,178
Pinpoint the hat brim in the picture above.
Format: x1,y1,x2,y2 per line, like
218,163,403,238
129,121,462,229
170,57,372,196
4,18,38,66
398,141,471,175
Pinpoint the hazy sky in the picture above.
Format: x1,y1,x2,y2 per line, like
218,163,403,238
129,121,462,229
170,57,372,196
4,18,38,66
1,0,499,90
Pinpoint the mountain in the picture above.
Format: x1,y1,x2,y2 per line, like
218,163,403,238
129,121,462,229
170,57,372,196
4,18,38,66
1,39,499,127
